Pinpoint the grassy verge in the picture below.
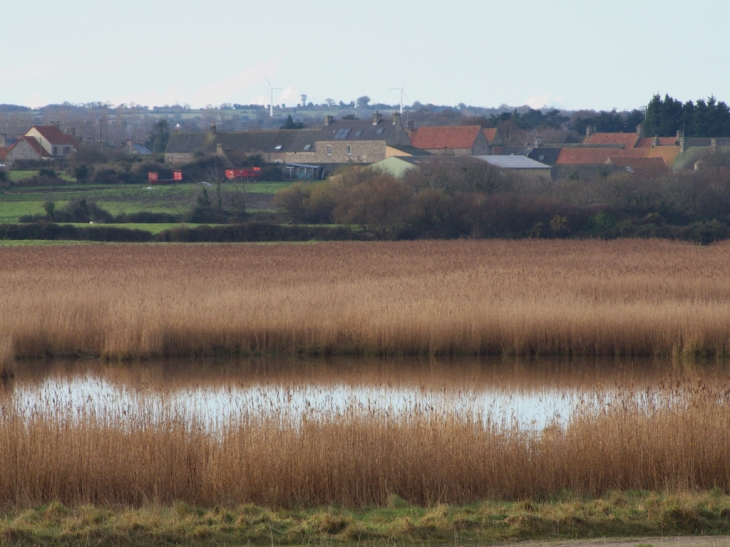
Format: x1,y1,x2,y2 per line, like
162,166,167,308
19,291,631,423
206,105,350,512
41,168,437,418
0,180,290,221
7,170,75,182
2,492,730,546
60,222,202,234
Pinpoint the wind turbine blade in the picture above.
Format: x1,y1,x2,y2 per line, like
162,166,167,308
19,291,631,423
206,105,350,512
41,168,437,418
402,77,408,88
402,90,411,102
265,76,272,88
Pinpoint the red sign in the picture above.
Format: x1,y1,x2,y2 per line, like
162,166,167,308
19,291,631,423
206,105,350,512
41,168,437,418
173,170,183,181
225,167,262,179
147,172,158,182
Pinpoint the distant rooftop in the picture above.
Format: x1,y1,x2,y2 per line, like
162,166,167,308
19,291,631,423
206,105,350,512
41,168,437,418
474,155,551,169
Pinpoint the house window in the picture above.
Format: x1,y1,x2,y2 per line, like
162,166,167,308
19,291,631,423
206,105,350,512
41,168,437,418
52,146,58,155
355,130,363,136
63,146,70,155
326,145,332,156
346,146,351,155
376,128,384,134
303,144,312,151
274,145,282,151
539,154,545,161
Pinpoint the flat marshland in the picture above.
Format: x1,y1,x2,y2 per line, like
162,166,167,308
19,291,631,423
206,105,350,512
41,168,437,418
1,239,730,359
5,359,730,544
4,240,730,545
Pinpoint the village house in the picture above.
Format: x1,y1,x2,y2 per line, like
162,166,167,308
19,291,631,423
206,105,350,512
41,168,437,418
165,123,319,164
0,125,79,167
409,125,491,156
308,112,411,163
371,154,551,180
165,113,410,165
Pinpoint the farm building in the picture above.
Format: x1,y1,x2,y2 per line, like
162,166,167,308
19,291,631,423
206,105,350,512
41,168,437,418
409,125,491,156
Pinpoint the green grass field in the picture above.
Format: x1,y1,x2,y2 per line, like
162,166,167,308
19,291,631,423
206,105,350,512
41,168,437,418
61,222,201,234
7,170,75,182
0,176,292,223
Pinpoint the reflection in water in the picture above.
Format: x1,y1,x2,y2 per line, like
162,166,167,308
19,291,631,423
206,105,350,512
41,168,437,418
6,357,728,431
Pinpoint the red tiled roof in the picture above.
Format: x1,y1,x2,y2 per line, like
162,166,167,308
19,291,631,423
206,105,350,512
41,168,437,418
609,157,668,174
483,128,498,143
555,148,617,165
584,132,640,148
612,148,651,159
30,125,78,146
410,125,482,149
636,137,678,148
648,146,681,166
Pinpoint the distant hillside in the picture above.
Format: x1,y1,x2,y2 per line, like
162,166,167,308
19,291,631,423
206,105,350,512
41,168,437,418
0,104,32,113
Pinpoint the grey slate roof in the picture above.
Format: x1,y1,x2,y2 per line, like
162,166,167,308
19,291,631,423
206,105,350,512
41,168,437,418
474,155,551,169
527,148,561,165
315,118,410,146
165,129,320,154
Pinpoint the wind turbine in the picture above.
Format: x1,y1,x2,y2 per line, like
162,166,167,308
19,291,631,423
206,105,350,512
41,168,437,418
265,77,283,117
387,79,409,115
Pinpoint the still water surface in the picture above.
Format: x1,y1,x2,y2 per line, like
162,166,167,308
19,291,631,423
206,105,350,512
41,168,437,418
3,357,726,431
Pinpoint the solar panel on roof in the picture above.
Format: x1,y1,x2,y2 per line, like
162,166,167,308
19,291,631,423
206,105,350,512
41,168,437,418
334,128,352,139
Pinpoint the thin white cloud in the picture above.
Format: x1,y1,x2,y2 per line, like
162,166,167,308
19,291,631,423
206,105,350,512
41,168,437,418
108,86,188,107
190,58,282,107
525,94,565,109
277,86,301,106
105,58,283,108
525,94,550,109
23,91,51,109
0,64,60,84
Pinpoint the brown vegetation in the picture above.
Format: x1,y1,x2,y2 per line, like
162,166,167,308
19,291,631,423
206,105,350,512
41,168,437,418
2,239,730,359
2,376,730,507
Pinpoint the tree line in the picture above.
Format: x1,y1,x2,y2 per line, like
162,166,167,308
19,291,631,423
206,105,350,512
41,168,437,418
274,156,730,244
643,94,730,137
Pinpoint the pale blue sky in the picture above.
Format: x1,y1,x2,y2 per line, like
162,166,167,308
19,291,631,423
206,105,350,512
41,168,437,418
2,0,728,111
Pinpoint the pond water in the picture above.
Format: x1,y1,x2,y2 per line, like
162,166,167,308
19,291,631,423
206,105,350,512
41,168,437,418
2,357,727,431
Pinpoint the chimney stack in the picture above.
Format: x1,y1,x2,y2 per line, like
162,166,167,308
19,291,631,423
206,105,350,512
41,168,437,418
406,119,415,133
534,135,544,147
652,135,659,147
372,111,382,125
210,121,217,135
677,129,686,153
712,138,717,153
585,124,594,139
392,112,401,125
216,143,223,155
324,115,334,125
636,123,644,138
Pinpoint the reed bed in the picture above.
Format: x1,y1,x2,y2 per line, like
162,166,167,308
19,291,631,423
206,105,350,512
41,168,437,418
2,378,730,507
2,239,730,359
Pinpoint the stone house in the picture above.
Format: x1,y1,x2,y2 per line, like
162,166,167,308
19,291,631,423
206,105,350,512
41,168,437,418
409,125,491,156
308,112,411,163
0,125,79,167
165,124,319,164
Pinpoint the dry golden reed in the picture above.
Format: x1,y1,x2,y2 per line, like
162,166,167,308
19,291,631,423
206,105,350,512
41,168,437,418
2,239,730,359
2,379,730,507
